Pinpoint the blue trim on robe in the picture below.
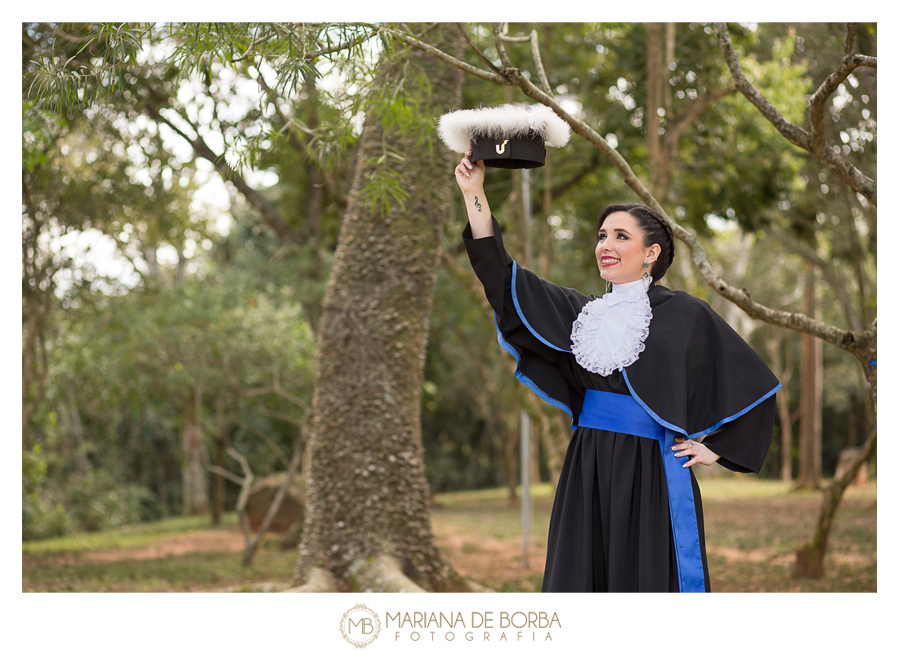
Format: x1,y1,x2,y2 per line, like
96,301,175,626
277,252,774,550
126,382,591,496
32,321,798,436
494,315,575,428
511,262,572,353
580,389,706,593
622,370,782,440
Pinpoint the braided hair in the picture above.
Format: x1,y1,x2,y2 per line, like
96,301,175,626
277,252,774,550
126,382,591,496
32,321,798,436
596,203,675,283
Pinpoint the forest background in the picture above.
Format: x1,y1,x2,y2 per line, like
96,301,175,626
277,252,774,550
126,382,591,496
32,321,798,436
20,21,877,595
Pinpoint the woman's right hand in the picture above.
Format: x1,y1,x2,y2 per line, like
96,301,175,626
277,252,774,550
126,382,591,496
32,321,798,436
454,148,486,193
455,146,493,237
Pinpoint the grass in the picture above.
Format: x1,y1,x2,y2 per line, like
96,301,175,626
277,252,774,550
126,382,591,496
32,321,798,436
22,479,876,593
429,477,877,593
699,478,877,593
24,514,221,553
22,512,298,592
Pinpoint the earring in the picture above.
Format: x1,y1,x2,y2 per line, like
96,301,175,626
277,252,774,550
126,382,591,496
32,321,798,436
642,261,652,292
605,279,612,295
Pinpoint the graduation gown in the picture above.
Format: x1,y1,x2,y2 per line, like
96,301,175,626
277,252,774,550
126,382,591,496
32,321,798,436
464,216,780,593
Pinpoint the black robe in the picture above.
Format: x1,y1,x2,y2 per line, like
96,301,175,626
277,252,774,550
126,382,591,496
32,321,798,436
464,216,780,592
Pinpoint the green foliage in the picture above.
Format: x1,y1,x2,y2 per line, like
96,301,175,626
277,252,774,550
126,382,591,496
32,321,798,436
23,444,73,541
356,38,442,214
360,152,410,213
27,23,152,116
65,470,157,532
24,22,382,176
25,226,318,538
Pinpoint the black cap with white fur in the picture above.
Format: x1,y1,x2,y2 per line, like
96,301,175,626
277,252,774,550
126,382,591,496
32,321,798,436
438,104,570,169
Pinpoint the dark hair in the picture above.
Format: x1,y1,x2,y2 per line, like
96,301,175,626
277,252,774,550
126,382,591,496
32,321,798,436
596,203,675,283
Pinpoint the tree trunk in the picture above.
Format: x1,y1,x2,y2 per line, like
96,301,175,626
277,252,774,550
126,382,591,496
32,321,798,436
212,397,227,526
539,151,553,278
645,23,666,201
301,71,325,334
156,441,169,515
664,23,676,116
645,22,682,204
796,262,823,489
795,428,876,578
143,246,160,278
292,24,466,592
767,331,795,482
182,382,209,515
537,413,562,488
796,332,877,579
22,297,50,446
777,362,795,482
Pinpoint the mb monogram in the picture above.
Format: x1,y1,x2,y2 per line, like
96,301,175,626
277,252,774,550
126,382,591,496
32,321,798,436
339,604,381,648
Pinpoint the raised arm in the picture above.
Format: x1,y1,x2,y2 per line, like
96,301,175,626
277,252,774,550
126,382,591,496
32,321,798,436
454,148,493,238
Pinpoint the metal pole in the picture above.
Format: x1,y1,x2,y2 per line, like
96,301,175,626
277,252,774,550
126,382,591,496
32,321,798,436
520,409,530,568
523,168,533,266
521,167,533,568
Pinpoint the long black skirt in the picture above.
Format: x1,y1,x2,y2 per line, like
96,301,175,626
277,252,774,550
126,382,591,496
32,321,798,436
541,427,711,592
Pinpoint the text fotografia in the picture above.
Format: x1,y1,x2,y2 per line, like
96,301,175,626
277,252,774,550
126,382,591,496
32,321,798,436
386,611,561,642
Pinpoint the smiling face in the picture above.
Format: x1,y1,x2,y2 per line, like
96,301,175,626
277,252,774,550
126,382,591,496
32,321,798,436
595,211,661,285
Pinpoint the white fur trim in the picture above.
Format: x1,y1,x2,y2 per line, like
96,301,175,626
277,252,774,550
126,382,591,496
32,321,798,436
438,104,571,153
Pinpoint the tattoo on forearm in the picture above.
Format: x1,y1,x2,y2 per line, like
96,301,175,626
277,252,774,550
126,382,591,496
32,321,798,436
474,196,483,212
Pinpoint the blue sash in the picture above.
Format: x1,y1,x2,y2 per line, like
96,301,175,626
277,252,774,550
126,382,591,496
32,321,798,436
579,389,706,593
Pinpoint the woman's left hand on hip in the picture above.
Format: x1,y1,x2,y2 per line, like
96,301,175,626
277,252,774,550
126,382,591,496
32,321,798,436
673,437,720,468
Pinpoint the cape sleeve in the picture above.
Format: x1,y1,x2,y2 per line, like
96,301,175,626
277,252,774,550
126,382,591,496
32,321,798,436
463,216,590,422
624,289,780,474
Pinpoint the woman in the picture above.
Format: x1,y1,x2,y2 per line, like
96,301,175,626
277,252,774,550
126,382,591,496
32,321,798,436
455,151,780,593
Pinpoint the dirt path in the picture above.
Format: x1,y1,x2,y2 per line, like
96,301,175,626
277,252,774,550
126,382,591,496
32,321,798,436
435,534,546,590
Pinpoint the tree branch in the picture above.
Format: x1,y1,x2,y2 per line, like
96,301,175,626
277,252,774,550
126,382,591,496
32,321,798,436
771,227,864,333
241,430,306,566
206,464,246,486
844,22,857,56
235,419,292,471
496,26,552,96
399,26,875,363
306,28,379,60
659,86,736,193
225,446,254,541
384,27,510,85
491,23,516,71
230,27,378,65
668,86,735,143
714,22,876,206
240,374,310,412
247,63,311,156
258,406,306,426
140,87,301,244
455,23,501,73
529,30,552,96
714,23,812,150
230,34,271,64
550,151,602,199
808,26,877,161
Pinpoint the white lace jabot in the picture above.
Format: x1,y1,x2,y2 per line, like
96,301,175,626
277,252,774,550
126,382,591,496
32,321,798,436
570,279,652,376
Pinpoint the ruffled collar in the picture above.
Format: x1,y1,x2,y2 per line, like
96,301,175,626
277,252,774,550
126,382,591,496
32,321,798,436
570,279,652,375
